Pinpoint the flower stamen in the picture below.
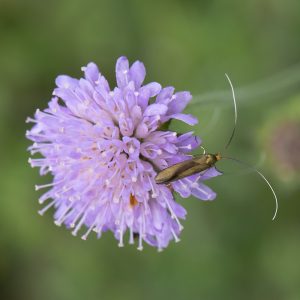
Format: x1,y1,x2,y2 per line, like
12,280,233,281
130,194,138,208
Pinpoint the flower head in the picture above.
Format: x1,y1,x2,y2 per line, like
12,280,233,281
26,56,220,250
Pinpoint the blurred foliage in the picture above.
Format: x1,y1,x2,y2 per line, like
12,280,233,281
0,0,300,300
259,96,300,185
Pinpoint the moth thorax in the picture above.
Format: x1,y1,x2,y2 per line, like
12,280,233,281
205,154,215,165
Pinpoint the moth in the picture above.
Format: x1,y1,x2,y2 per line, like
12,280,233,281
155,153,221,184
155,75,278,220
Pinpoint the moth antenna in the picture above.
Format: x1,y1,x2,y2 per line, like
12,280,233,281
224,73,238,150
222,156,278,220
222,152,266,176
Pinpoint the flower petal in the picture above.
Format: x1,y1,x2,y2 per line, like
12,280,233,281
190,182,216,200
144,104,168,117
116,56,129,88
135,122,149,139
156,87,175,104
129,60,146,88
176,132,201,151
141,82,161,98
55,75,78,89
200,167,222,180
170,113,198,125
83,62,100,83
167,91,192,114
172,180,192,198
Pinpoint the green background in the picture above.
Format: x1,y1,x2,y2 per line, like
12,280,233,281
1,0,300,299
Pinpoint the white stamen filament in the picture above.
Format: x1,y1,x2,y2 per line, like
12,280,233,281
156,149,162,155
38,199,57,216
93,204,109,234
81,213,101,240
185,178,210,197
147,175,158,198
137,221,143,251
38,191,53,204
29,157,59,168
179,144,192,150
148,116,160,128
129,225,134,244
129,146,135,154
113,185,125,204
142,208,146,238
178,180,188,190
55,185,73,197
118,214,125,247
26,117,37,123
69,202,91,228
35,179,65,191
164,195,184,231
54,203,73,226
72,211,88,236
26,131,48,139
171,228,180,243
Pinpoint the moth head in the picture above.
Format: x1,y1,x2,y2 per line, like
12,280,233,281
205,153,221,165
215,152,222,161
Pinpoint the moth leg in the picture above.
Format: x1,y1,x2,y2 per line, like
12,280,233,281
166,183,174,192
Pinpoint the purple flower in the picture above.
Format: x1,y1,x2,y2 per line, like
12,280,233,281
26,56,220,251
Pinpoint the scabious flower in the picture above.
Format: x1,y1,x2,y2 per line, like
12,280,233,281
26,56,220,250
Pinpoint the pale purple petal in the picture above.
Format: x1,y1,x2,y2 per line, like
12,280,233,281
176,132,201,151
140,82,162,98
138,82,162,109
83,62,100,83
135,122,149,139
191,183,216,201
116,56,129,88
144,103,168,117
200,167,222,180
172,180,192,198
156,87,175,104
129,60,146,88
169,113,198,125
55,75,78,89
167,91,192,114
